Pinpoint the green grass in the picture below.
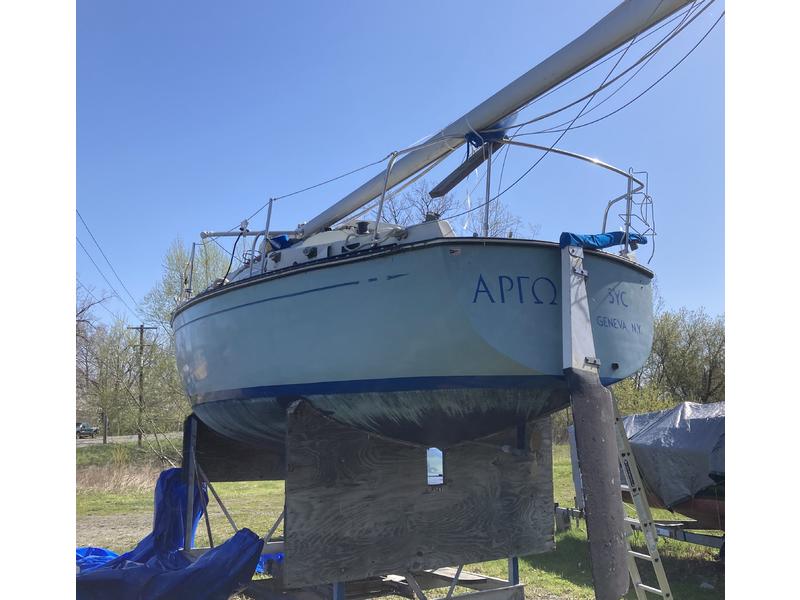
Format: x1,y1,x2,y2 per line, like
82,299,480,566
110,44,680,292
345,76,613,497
78,489,155,517
77,442,723,598
544,443,724,598
76,442,164,468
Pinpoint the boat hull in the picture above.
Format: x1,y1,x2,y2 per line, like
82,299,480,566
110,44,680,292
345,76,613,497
173,238,654,447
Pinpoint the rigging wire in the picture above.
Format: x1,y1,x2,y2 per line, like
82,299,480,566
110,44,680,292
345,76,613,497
447,11,646,224
493,1,706,130
481,0,714,136
336,153,448,227
496,142,512,199
76,209,142,310
240,154,392,226
241,5,704,231
530,0,702,135
515,10,725,136
205,0,713,247
446,2,719,224
236,134,466,234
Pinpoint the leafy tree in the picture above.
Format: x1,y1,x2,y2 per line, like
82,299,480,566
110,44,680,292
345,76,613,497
84,321,139,441
551,306,724,442
142,237,227,331
642,308,725,404
125,237,227,454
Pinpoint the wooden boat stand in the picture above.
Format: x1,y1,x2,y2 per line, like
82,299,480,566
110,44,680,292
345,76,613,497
182,400,555,600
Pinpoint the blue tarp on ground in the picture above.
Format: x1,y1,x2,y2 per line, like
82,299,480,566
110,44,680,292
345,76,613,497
76,468,264,600
559,231,647,249
76,547,119,573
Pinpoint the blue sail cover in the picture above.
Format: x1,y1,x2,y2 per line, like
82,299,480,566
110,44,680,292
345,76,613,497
559,231,647,250
76,468,264,600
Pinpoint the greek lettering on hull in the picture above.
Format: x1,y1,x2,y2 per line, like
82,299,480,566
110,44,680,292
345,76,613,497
472,274,558,305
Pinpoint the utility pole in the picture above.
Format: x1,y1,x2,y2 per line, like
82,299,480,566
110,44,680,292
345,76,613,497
128,324,156,447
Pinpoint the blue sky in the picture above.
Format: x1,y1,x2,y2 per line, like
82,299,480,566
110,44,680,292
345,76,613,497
77,0,724,322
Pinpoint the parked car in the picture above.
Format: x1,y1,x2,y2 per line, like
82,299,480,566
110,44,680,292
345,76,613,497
76,422,99,439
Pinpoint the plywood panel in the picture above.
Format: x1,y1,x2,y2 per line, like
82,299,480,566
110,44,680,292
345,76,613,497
284,401,553,587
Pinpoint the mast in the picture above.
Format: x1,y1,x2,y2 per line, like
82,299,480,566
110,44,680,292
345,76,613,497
298,0,691,240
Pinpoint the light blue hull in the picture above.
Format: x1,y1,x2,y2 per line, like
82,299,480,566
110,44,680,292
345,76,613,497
172,239,653,447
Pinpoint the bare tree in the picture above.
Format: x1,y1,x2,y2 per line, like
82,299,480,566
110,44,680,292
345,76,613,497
76,285,111,423
374,178,537,238
377,180,458,227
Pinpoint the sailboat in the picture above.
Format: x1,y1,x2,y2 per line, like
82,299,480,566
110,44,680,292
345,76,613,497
172,1,705,597
171,0,696,449
174,222,654,448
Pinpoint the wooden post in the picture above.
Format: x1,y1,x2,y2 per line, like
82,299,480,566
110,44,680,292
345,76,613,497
507,421,526,585
183,416,197,551
332,582,346,600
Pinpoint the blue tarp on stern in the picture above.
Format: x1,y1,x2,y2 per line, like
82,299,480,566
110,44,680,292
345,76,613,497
559,231,647,250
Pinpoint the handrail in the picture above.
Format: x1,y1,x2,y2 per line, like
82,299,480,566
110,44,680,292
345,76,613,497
499,139,645,190
374,151,399,241
183,140,657,303
261,198,275,274
496,138,654,259
186,242,196,298
200,229,295,239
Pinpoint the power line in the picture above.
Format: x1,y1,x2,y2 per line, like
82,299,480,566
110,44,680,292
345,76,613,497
76,209,141,310
76,278,125,321
77,236,139,319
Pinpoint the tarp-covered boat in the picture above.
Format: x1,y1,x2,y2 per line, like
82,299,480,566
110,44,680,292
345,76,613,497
570,401,725,529
622,401,725,529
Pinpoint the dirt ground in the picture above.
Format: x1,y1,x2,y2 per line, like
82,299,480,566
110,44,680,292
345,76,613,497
76,513,153,552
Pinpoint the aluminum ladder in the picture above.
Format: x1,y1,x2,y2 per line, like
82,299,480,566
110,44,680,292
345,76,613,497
615,401,674,599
